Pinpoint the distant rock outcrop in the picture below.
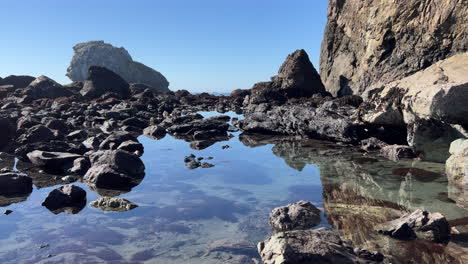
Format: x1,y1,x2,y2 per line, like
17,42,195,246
320,0,467,96
67,41,169,92
245,49,327,105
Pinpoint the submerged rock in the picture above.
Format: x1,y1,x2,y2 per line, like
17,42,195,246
67,41,169,92
377,209,450,242
258,227,383,264
89,197,138,212
269,200,321,233
380,145,415,161
42,185,86,214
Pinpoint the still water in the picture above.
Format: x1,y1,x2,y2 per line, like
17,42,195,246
0,112,466,264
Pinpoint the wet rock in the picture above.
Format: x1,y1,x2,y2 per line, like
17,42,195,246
446,138,467,200
117,140,144,156
4,209,12,215
0,172,33,197
269,200,321,233
99,131,138,150
68,157,91,176
201,162,214,168
66,130,88,141
0,117,16,150
27,150,82,174
61,175,78,183
206,239,258,258
360,137,387,152
84,150,145,189
15,140,87,161
16,125,56,145
258,227,382,264
23,75,72,100
90,197,138,212
380,145,415,161
80,66,131,99
67,41,169,92
143,125,166,139
168,118,229,139
42,184,86,214
377,209,451,242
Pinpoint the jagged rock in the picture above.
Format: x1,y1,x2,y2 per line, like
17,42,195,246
84,150,145,189
22,75,73,99
446,138,468,188
99,131,138,150
269,200,321,233
143,125,166,139
0,172,33,197
246,49,326,105
69,157,91,176
360,137,387,152
89,197,138,212
380,145,415,161
240,102,366,143
80,66,131,99
67,41,169,92
258,227,383,264
320,0,467,96
42,184,86,214
377,209,450,242
27,151,82,174
0,75,35,88
16,125,56,145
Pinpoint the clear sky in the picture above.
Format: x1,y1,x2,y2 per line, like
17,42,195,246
0,0,328,93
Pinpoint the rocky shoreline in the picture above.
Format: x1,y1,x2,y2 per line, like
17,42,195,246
1,0,467,262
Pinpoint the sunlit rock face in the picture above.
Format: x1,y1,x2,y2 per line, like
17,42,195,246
67,41,169,92
320,0,467,97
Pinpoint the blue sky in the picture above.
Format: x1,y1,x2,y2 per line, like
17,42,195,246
0,0,328,93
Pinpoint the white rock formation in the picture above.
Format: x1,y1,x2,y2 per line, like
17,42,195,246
67,41,169,92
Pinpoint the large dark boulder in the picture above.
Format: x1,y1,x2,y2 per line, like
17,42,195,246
0,173,33,197
16,125,56,145
80,66,131,99
23,75,73,99
246,49,326,105
26,151,82,174
0,117,16,150
99,131,138,150
42,185,86,214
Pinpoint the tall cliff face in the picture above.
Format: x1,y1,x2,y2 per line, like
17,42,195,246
67,41,170,92
320,0,467,97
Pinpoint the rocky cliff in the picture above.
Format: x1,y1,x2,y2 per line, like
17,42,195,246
320,0,467,96
67,41,170,92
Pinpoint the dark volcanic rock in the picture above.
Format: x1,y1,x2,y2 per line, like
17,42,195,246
0,117,16,150
23,75,73,100
320,0,467,96
80,66,131,99
27,150,82,174
377,209,451,242
143,125,166,139
16,125,56,145
99,131,138,150
69,157,91,176
0,172,33,197
42,184,86,214
247,49,326,105
269,200,321,233
84,150,145,189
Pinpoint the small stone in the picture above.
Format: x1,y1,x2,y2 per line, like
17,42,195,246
201,162,215,168
4,210,13,215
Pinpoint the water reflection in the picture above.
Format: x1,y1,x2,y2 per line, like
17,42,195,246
0,113,466,263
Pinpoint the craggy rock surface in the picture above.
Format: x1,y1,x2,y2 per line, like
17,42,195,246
67,41,169,92
245,49,326,105
446,138,468,188
377,209,451,242
89,197,138,212
258,228,383,264
269,200,321,233
320,0,468,96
